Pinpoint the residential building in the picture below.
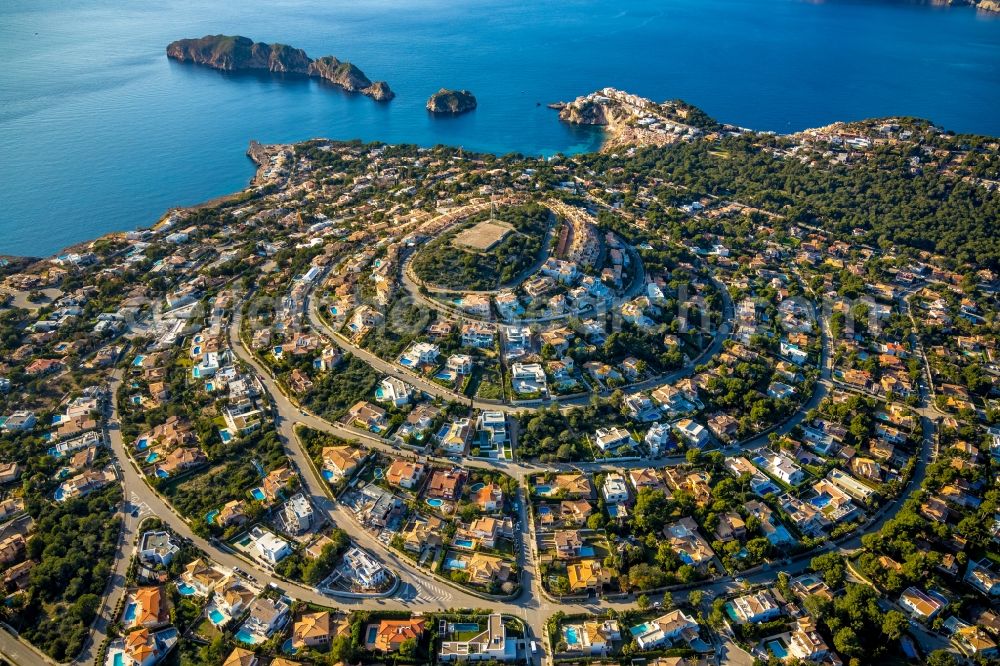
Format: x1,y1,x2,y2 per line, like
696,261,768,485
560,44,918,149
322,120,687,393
630,610,699,650
567,559,614,593
601,473,630,504
440,613,515,662
139,531,179,567
899,587,947,621
365,618,427,653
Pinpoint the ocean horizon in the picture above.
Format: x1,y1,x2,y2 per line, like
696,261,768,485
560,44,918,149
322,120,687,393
1,0,999,257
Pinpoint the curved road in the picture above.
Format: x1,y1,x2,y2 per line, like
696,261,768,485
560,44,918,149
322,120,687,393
0,261,940,666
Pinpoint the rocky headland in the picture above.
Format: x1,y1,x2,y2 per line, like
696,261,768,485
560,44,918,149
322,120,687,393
426,88,477,114
166,35,394,101
554,87,719,152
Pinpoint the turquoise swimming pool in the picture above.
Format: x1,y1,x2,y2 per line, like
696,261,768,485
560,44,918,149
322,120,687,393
123,602,136,624
251,487,266,501
426,498,444,508
766,639,788,659
236,628,261,644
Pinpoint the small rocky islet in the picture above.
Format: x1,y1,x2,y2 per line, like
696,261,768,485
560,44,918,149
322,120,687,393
425,88,477,114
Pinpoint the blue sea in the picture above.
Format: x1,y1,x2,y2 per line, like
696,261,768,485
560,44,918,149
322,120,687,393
1,0,998,256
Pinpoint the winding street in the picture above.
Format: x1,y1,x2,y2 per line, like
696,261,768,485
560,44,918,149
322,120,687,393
1,261,944,666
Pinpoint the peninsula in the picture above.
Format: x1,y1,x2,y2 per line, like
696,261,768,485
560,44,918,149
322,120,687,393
554,87,720,151
426,88,477,114
166,34,394,101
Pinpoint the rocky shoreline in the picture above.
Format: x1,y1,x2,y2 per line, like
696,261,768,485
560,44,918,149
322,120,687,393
166,35,394,101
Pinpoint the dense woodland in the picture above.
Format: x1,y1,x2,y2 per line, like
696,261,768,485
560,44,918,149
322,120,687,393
580,133,1000,271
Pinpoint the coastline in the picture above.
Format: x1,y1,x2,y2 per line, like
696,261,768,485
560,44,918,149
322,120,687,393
9,93,1000,264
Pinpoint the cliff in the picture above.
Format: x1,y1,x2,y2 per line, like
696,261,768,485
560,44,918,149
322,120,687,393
166,35,393,101
307,56,394,101
426,88,477,114
558,99,611,126
166,35,310,74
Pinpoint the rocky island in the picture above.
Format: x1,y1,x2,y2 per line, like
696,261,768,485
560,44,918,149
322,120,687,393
426,88,477,114
166,34,394,101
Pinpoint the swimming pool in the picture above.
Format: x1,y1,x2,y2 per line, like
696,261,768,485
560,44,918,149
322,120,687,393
366,626,378,644
208,609,227,625
282,639,298,655
578,546,596,557
177,582,196,596
53,487,65,501
769,526,793,545
452,623,480,632
219,429,232,443
236,628,261,645
724,603,740,623
132,355,145,367
469,482,485,492
538,506,551,515
205,382,214,392
630,622,655,637
374,387,386,400
136,438,149,451
373,468,384,479
534,485,552,495
446,558,467,570
766,639,788,659
322,469,334,482
399,357,414,367
113,652,123,666
145,452,159,463
453,539,475,549
810,493,832,508
123,602,137,624
330,306,339,315
565,626,580,645
426,498,444,508
155,468,169,479
191,367,201,378
206,509,219,524
251,488,266,501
